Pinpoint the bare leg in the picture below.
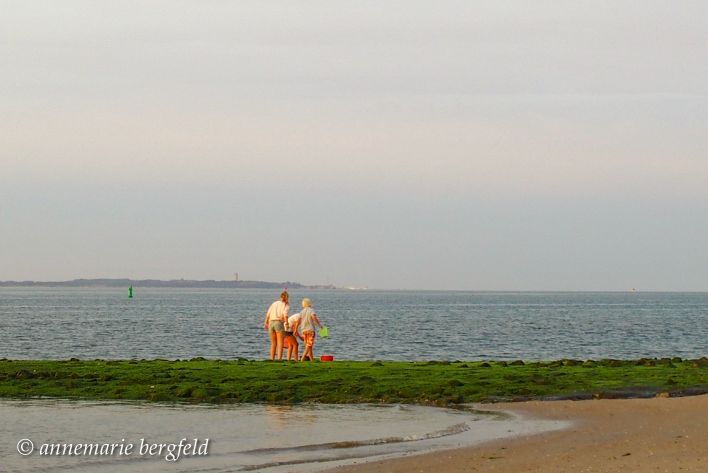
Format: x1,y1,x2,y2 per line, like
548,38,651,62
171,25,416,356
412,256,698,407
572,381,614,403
292,340,299,361
301,345,313,362
285,337,293,360
275,332,284,360
268,330,277,360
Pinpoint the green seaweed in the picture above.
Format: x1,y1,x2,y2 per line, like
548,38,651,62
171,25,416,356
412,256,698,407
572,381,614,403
0,358,706,405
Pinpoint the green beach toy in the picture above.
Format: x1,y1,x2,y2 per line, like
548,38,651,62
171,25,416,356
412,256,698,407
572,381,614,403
318,326,329,338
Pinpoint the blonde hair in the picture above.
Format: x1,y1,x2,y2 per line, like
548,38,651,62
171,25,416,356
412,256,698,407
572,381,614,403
301,298,312,308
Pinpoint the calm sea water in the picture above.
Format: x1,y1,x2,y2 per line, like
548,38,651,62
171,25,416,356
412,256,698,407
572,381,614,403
1,288,706,360
0,400,565,472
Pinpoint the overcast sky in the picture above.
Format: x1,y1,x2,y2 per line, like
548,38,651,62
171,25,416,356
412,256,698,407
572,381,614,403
2,1,707,290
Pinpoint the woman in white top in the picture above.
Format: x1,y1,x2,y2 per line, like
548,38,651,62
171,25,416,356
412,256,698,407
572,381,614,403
263,291,289,360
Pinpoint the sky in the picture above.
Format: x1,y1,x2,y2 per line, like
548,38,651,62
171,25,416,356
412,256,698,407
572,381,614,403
2,1,707,290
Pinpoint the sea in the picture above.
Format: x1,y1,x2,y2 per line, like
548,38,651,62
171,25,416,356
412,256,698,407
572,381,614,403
0,399,567,472
1,288,704,472
1,287,707,361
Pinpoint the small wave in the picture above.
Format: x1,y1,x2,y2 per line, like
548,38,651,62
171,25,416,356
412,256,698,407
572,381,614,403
239,453,374,472
243,421,470,455
238,422,471,471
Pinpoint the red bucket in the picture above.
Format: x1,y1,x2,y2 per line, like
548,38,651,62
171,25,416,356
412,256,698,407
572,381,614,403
320,355,334,362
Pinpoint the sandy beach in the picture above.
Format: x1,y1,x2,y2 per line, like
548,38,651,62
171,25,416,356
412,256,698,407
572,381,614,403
328,394,708,473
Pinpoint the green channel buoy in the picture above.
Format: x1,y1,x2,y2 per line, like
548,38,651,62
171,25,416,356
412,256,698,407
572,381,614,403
128,286,133,298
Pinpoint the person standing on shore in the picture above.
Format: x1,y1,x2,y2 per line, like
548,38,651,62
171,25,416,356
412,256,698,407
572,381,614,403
283,311,302,361
263,291,289,360
299,298,322,362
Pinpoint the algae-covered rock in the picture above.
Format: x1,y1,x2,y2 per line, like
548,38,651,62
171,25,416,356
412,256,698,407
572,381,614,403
15,369,34,379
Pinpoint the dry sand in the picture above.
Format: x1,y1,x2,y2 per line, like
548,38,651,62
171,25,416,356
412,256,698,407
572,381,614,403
326,394,708,473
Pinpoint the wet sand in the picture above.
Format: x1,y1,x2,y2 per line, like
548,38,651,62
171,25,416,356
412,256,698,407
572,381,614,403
327,394,708,473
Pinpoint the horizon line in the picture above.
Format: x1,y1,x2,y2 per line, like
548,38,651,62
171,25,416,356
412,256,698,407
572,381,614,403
0,278,706,293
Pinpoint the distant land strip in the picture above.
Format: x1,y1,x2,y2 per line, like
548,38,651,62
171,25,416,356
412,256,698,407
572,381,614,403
0,279,336,289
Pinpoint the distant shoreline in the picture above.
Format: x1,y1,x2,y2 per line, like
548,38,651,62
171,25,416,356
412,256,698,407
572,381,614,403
0,278,336,289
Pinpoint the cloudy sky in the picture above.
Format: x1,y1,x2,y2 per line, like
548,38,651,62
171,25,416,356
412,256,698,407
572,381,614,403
2,1,707,290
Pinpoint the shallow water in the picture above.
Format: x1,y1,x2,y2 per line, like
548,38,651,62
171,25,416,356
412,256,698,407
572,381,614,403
0,400,565,472
1,288,707,360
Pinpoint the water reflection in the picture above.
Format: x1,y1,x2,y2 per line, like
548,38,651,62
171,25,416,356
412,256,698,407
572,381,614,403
0,399,567,472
